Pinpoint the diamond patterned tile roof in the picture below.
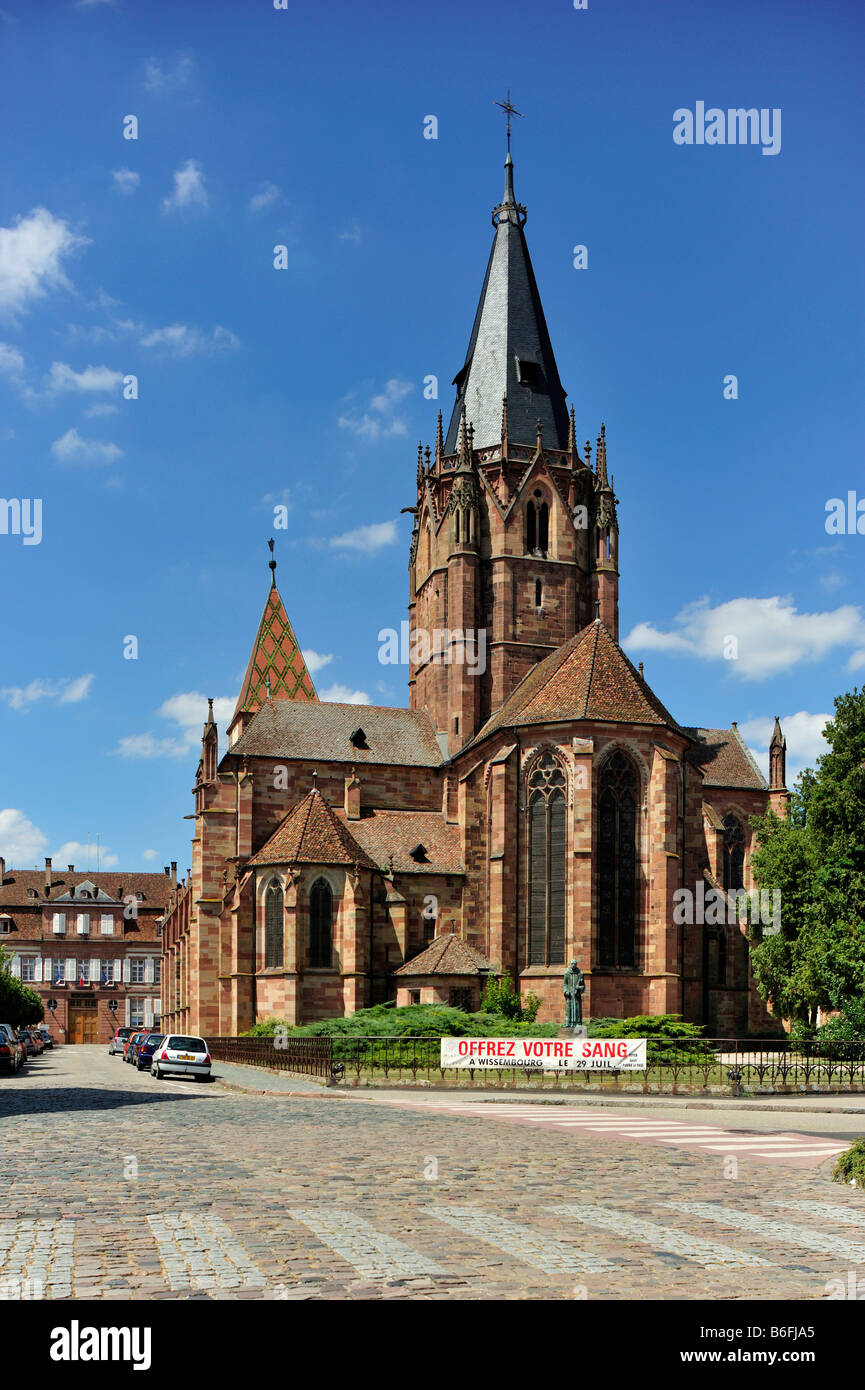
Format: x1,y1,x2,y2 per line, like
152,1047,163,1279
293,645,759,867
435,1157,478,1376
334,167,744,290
469,620,685,746
232,580,317,722
393,934,493,978
247,789,377,870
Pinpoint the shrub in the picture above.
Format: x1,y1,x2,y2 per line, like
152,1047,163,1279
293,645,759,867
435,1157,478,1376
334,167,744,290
833,1138,865,1190
588,1014,711,1065
481,974,542,1022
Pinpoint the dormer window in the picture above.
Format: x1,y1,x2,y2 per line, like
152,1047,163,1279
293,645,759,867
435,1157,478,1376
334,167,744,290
349,727,369,750
79,889,91,900
409,844,430,863
27,889,38,899
516,358,541,389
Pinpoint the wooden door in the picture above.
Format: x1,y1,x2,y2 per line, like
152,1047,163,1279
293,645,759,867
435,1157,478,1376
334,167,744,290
68,996,98,1043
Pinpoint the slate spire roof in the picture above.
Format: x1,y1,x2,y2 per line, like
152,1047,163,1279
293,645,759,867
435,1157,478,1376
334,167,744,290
232,573,317,724
469,620,685,744
248,788,377,870
444,152,570,453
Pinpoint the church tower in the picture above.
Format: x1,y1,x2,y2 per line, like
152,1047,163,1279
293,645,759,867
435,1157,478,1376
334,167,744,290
409,151,620,753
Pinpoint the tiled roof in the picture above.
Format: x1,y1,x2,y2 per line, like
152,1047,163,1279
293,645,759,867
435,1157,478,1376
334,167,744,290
248,789,377,870
469,620,684,746
393,934,493,978
0,869,173,909
333,810,464,875
231,699,444,767
686,727,767,791
232,580,317,723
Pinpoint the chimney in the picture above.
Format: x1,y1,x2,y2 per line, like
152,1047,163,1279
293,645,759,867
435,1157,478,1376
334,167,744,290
164,866,170,876
67,864,74,873
44,857,53,892
0,856,5,882
170,861,177,886
344,769,361,820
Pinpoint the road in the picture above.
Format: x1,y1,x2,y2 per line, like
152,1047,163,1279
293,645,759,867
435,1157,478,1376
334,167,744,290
2,1046,865,1302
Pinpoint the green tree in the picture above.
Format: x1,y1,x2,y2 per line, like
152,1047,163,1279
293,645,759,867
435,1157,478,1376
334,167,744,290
0,946,45,1026
749,689,865,1027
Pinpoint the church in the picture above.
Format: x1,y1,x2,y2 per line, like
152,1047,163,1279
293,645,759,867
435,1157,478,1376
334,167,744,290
160,149,789,1039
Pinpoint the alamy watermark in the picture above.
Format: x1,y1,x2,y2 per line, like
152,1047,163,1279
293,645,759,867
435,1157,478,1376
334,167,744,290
673,882,781,932
673,103,781,157
378,621,487,676
1,497,42,545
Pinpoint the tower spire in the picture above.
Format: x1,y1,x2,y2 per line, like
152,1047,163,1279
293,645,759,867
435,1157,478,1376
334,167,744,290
268,536,277,588
596,424,608,487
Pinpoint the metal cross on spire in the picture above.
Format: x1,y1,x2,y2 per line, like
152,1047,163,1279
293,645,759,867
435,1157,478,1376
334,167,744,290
493,90,524,153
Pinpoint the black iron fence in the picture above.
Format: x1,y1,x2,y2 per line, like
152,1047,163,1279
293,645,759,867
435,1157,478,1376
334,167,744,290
208,1035,333,1079
208,1033,865,1092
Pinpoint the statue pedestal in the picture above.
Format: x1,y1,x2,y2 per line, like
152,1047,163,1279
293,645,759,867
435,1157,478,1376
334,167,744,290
558,1026,588,1039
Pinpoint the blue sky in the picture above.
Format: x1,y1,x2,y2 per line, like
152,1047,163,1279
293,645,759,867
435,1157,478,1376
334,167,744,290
1,0,863,871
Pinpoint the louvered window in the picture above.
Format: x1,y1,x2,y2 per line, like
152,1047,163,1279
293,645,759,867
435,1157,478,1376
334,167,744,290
309,878,333,968
598,751,638,968
527,753,567,965
265,880,283,968
722,815,745,892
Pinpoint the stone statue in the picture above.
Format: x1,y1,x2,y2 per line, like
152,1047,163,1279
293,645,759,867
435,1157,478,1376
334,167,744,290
563,960,585,1028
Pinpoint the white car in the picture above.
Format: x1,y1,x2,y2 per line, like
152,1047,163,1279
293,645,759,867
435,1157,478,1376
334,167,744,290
150,1035,211,1081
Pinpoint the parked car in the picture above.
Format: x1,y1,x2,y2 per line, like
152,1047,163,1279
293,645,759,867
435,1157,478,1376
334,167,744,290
151,1035,211,1081
0,1023,26,1074
36,1027,53,1049
18,1029,43,1057
108,1026,134,1056
132,1033,164,1071
123,1031,146,1063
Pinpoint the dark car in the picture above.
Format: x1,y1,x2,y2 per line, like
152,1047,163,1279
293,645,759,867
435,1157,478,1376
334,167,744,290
133,1033,164,1070
36,1027,53,1049
18,1028,43,1057
0,1023,26,1074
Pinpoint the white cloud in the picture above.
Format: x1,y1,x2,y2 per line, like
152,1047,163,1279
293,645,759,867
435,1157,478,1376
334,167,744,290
338,378,413,441
46,361,123,393
0,207,88,318
625,596,865,680
338,223,362,243
0,808,48,864
112,168,140,195
142,848,158,861
144,55,195,93
52,839,119,870
329,520,398,553
51,428,122,465
302,649,333,677
0,341,25,376
84,402,118,418
140,322,239,357
249,182,280,213
161,159,208,214
113,691,237,759
740,710,831,785
319,683,370,705
1,673,94,712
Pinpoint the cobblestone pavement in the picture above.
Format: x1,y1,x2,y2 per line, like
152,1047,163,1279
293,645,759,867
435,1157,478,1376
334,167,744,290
340,1094,853,1167
2,1046,865,1302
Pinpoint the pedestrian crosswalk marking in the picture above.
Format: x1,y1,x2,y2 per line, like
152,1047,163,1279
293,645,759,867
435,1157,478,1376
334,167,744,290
0,1218,74,1299
551,1203,774,1268
668,1202,865,1263
425,1204,616,1274
288,1207,447,1281
774,1200,865,1226
146,1211,267,1292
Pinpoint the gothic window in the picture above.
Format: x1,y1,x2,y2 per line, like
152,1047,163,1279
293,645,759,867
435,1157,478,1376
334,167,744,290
598,750,638,968
535,578,543,608
526,501,536,552
454,510,460,544
537,499,549,554
722,815,745,892
707,928,727,987
310,878,333,968
528,753,567,965
264,879,283,968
